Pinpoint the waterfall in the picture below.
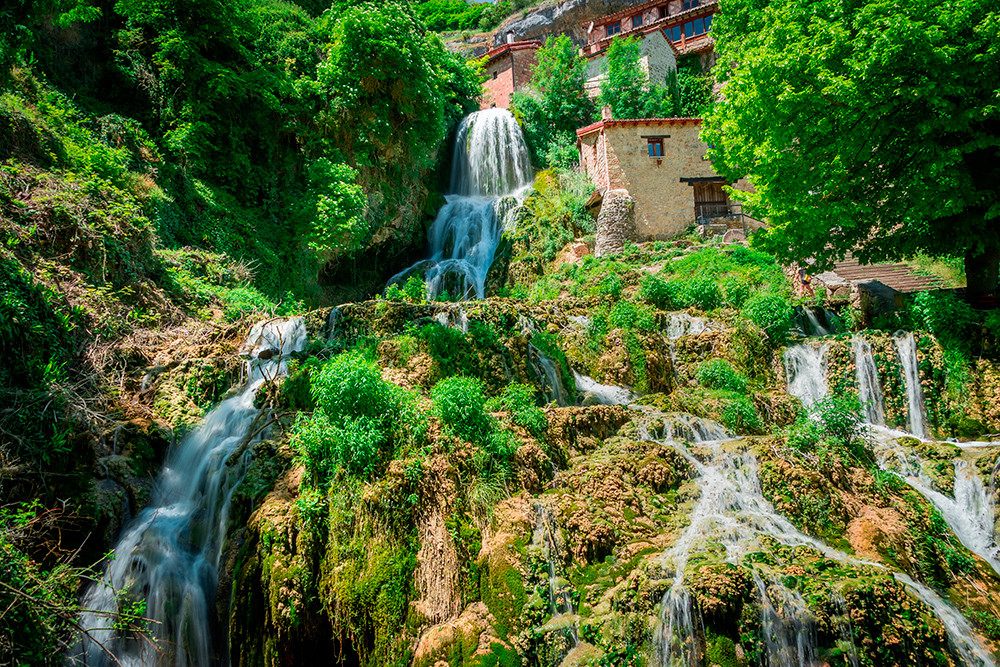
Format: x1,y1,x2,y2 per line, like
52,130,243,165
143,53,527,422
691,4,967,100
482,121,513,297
74,318,308,666
895,333,927,437
873,432,1000,577
793,306,838,337
530,345,568,406
753,571,818,667
893,573,996,667
783,343,828,409
640,411,996,667
532,502,579,655
572,371,635,405
852,335,885,425
388,108,532,300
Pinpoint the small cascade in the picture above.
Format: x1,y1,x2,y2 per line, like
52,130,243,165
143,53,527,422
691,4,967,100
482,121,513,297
894,573,996,667
793,306,839,337
665,312,711,339
872,432,1000,577
895,333,928,437
532,502,579,655
639,411,995,667
530,345,568,406
388,109,533,300
852,335,885,425
783,343,828,409
753,571,818,667
572,371,636,405
830,592,860,667
75,318,307,666
434,308,469,333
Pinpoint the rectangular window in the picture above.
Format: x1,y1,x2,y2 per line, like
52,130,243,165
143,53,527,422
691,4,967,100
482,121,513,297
607,21,621,35
659,4,670,19
632,14,642,28
683,0,700,9
684,20,694,38
648,139,664,157
693,18,705,35
492,71,498,80
704,14,712,30
670,25,682,41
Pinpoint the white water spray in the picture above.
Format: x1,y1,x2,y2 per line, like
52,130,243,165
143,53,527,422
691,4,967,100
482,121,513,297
895,333,928,438
74,318,307,666
852,335,885,425
783,343,828,409
532,502,579,655
389,109,532,300
572,371,635,405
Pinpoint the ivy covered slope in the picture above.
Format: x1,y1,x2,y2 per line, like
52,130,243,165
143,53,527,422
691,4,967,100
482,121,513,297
0,0,477,661
224,176,1000,666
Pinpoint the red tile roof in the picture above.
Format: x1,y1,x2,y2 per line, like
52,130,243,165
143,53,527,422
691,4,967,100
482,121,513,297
482,40,543,64
576,117,702,137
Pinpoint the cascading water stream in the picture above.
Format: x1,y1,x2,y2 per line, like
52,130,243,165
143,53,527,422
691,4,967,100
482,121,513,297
572,371,635,405
388,108,532,300
873,433,1000,577
639,409,994,667
530,345,568,406
783,343,828,409
895,332,928,438
532,502,579,655
74,318,307,666
852,335,885,425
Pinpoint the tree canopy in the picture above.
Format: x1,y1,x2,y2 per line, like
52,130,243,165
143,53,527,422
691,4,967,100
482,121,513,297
704,0,1000,296
511,34,595,168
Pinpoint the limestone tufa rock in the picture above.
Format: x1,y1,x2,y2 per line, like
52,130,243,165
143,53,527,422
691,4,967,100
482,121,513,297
595,189,635,258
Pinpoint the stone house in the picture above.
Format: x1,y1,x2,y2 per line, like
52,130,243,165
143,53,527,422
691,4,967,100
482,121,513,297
479,40,542,110
582,28,678,100
581,0,720,71
576,115,745,239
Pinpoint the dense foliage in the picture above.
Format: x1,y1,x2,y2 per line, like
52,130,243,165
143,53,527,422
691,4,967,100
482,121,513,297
705,0,1000,296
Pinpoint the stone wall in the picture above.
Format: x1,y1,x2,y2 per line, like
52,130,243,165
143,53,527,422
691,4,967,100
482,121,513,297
577,129,609,191
481,47,539,109
603,121,718,239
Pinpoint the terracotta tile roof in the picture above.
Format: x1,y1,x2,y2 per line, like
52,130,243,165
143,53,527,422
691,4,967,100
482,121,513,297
830,258,946,293
576,117,702,137
482,40,543,64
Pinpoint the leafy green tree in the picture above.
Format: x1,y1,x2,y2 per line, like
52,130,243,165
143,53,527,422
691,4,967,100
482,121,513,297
511,34,594,167
0,0,99,84
599,36,675,119
704,0,1000,296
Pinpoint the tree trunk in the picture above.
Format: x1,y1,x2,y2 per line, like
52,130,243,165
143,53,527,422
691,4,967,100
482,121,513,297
965,234,1000,300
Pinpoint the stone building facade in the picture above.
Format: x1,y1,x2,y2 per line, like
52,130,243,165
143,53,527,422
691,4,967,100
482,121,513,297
576,116,742,239
583,28,678,100
581,0,719,67
479,40,542,110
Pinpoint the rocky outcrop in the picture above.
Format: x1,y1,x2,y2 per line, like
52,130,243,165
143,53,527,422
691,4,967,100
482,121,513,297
492,0,642,47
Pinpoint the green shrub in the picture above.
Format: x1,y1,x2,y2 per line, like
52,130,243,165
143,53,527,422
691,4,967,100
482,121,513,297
910,290,977,354
639,274,677,309
597,273,623,298
696,359,748,394
487,383,547,436
677,275,722,311
722,275,752,309
385,275,426,303
721,395,762,433
609,300,657,332
741,294,793,341
312,352,397,422
431,376,492,444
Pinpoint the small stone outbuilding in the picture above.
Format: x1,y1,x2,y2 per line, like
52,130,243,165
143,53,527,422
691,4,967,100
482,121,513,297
576,116,748,239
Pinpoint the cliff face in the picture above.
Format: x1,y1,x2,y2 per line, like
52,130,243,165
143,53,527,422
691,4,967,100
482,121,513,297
492,0,643,47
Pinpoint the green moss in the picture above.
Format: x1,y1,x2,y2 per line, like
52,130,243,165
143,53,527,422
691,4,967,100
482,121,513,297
479,556,526,639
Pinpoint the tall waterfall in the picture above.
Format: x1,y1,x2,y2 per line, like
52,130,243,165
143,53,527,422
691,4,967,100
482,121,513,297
895,333,928,437
852,335,885,425
532,502,579,657
389,109,532,300
74,318,307,666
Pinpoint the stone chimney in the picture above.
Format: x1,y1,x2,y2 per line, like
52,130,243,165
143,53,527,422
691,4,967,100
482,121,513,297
601,105,613,121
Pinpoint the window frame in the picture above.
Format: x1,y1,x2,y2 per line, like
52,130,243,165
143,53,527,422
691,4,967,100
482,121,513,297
607,21,622,36
632,14,643,28
647,138,665,158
